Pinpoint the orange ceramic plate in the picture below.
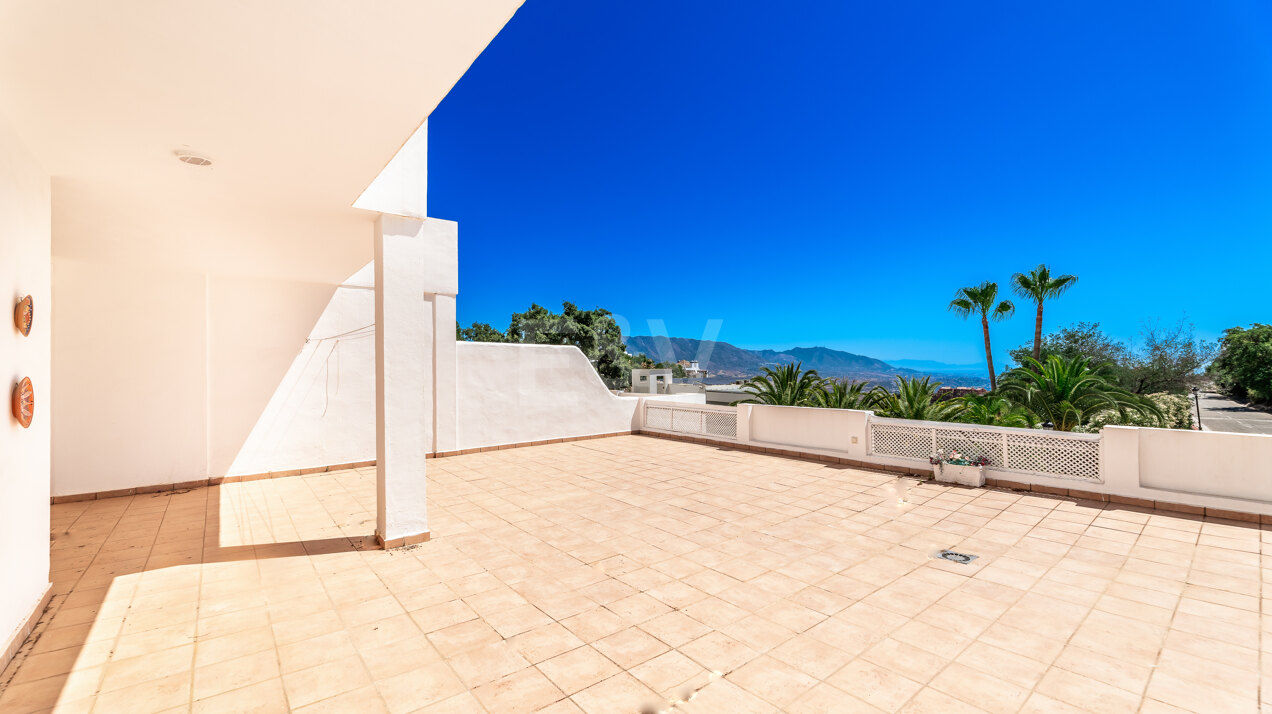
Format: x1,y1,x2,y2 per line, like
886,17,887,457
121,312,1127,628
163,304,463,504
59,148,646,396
12,377,33,428
15,295,32,336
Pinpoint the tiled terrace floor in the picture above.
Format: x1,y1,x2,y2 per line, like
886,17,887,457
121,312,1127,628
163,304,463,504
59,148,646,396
1,435,1268,713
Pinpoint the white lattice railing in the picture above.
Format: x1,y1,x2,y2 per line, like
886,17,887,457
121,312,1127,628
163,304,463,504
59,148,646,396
868,416,1102,482
644,403,738,440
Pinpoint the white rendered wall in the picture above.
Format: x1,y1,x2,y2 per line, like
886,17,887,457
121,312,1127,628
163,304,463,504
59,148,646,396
218,280,375,478
749,405,869,460
647,404,1272,516
455,342,641,450
0,115,52,653
50,260,364,495
1138,428,1272,502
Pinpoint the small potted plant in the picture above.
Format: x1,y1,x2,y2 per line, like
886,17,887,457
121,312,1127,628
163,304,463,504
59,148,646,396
929,449,990,487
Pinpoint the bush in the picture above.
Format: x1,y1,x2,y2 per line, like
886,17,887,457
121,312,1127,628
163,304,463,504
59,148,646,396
1075,392,1193,432
1209,324,1272,403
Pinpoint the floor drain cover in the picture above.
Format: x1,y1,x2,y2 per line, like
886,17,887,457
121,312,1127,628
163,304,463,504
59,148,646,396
936,549,978,564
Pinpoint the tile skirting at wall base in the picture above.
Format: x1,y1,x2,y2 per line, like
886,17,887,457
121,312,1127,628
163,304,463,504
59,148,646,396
375,531,431,549
635,430,1269,525
49,431,636,504
0,583,52,680
429,431,633,458
50,460,379,504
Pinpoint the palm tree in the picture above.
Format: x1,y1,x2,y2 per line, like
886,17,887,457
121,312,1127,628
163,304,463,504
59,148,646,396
998,355,1161,431
956,394,1036,428
1010,264,1078,362
872,376,965,422
949,282,1015,390
734,362,823,407
811,379,878,410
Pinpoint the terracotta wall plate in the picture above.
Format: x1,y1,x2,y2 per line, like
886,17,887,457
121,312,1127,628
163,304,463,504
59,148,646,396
15,295,33,336
12,377,33,428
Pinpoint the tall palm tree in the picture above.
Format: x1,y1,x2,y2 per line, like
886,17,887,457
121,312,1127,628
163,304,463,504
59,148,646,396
998,355,1161,431
811,378,878,410
734,362,823,407
1010,264,1078,361
949,282,1015,390
872,376,965,422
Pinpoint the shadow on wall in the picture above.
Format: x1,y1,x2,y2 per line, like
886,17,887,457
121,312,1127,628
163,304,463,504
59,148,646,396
51,258,376,497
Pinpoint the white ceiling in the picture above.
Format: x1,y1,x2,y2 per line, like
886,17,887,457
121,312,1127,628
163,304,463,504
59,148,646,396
0,0,523,283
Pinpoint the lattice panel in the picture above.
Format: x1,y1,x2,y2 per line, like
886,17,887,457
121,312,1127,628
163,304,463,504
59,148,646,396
934,429,1001,466
644,405,738,440
670,409,702,433
869,423,934,460
869,417,1102,482
1005,433,1100,481
645,406,673,431
704,411,738,439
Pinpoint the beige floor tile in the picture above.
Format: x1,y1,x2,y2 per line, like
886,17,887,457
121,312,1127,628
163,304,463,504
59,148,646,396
787,683,885,713
537,645,621,694
826,658,923,712
447,640,531,687
92,670,192,714
192,648,280,701
282,658,373,709
1034,667,1142,714
472,665,566,713
425,618,502,656
594,626,670,670
193,677,290,714
16,438,1272,713
639,610,712,648
569,672,665,714
295,685,390,714
726,655,819,708
678,631,757,673
928,662,1030,714
374,661,465,714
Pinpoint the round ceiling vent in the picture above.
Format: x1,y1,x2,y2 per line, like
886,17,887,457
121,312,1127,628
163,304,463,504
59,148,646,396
174,150,213,167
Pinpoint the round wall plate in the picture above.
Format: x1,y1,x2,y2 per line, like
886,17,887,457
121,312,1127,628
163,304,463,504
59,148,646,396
14,295,32,336
12,377,34,428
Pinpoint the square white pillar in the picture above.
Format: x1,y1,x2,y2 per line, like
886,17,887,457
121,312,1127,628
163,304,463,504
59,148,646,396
374,214,457,547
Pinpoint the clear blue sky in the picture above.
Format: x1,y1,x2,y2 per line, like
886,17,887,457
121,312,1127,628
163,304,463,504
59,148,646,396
431,1,1272,368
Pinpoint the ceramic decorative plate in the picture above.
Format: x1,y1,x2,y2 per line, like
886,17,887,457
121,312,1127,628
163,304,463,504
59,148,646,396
12,377,33,428
14,295,32,336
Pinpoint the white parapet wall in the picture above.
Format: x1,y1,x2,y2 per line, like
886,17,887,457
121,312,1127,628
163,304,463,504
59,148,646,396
1137,427,1272,499
638,401,1272,517
455,342,665,452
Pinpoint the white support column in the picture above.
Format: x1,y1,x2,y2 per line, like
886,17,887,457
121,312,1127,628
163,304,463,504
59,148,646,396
374,214,458,548
433,294,458,454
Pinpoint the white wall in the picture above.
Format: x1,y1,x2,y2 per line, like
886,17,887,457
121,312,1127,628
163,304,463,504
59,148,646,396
455,342,641,451
51,259,356,495
216,279,375,478
0,115,52,655
1138,428,1272,502
646,403,1272,516
749,404,869,460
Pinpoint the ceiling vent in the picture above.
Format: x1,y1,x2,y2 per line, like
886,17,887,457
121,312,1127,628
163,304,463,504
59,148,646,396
174,150,212,167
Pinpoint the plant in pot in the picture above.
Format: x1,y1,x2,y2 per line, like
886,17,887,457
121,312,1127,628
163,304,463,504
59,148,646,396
929,449,990,487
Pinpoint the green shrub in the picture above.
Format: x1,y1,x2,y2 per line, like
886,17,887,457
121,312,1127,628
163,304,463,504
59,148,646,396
1075,392,1193,432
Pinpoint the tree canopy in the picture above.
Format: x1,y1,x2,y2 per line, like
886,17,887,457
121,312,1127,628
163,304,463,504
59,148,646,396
456,302,684,388
1008,320,1212,395
1208,324,1272,403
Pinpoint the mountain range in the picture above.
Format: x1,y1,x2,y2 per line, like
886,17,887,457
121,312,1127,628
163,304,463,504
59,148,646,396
624,336,989,387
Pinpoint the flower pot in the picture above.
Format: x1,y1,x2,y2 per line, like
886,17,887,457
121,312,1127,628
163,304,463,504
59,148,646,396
935,463,985,488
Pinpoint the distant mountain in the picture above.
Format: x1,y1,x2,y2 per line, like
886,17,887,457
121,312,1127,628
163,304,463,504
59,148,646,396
885,359,986,374
624,335,988,387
